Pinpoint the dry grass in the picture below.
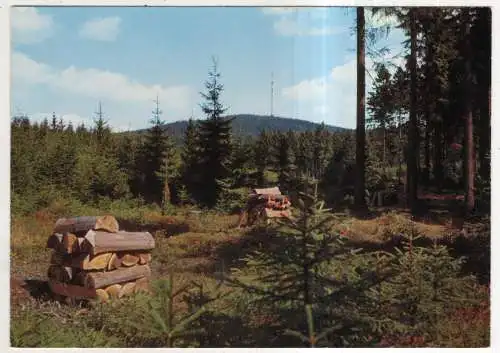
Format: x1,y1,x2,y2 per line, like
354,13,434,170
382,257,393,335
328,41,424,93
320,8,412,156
10,204,490,348
340,212,448,243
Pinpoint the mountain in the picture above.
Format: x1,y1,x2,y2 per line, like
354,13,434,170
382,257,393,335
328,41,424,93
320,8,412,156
132,114,350,141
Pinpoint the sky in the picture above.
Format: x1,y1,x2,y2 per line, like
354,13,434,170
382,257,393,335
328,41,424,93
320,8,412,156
11,6,406,131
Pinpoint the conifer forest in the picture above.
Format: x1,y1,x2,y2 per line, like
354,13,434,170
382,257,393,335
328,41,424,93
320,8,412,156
11,7,491,348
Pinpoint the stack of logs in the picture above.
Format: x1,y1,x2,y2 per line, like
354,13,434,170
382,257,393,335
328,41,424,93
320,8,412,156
46,215,155,303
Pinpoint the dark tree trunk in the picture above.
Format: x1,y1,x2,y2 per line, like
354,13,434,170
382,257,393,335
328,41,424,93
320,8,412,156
424,119,431,185
478,88,491,182
477,9,491,183
354,7,367,211
407,9,419,213
464,15,475,214
433,121,444,188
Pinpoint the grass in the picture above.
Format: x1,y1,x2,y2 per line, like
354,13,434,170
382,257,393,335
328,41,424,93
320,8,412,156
10,198,490,348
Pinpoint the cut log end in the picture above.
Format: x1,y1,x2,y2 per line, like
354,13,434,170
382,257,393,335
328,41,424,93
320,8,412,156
135,277,151,294
138,253,152,265
95,215,120,233
54,215,120,235
118,282,136,298
96,289,109,303
105,284,122,298
107,253,120,271
120,254,139,267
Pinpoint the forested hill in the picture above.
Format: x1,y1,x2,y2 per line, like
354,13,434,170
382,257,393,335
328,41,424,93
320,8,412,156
132,114,350,139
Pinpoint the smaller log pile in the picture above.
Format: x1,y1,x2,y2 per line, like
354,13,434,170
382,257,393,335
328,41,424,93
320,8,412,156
46,215,155,303
238,187,292,227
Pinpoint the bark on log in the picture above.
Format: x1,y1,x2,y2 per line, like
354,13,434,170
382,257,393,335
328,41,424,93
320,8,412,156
73,272,87,286
50,251,64,266
120,254,139,267
118,282,136,298
53,215,119,235
48,280,97,299
62,233,79,254
82,230,155,256
138,253,152,265
83,265,151,289
47,234,63,251
105,284,122,298
252,187,281,195
47,265,74,283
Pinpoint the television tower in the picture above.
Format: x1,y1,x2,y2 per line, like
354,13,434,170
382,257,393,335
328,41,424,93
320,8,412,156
270,72,275,118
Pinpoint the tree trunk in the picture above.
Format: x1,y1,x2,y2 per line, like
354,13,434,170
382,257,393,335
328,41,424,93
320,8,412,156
62,233,80,254
433,121,444,188
424,119,431,186
464,16,475,214
47,265,75,283
383,126,387,174
407,9,419,212
82,230,155,256
82,265,151,289
53,215,119,235
478,86,491,183
47,234,63,251
355,7,367,211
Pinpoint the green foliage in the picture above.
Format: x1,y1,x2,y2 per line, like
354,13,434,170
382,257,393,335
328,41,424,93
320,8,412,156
11,303,119,348
196,58,233,207
226,183,380,346
86,276,221,347
139,98,177,206
366,229,480,343
376,211,415,241
72,146,130,203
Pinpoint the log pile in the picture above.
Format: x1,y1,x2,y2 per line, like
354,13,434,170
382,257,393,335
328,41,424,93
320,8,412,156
46,216,155,303
238,187,292,227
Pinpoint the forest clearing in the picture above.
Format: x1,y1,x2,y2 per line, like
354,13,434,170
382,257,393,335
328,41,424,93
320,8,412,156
10,196,490,347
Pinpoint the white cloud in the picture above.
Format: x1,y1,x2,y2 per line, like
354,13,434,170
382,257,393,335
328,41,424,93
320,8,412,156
261,7,297,15
11,7,54,44
274,17,343,37
12,51,193,112
281,50,405,128
261,7,329,18
78,16,122,42
262,7,342,37
282,77,328,101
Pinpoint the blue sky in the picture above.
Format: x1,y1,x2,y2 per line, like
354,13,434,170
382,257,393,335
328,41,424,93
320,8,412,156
11,6,406,131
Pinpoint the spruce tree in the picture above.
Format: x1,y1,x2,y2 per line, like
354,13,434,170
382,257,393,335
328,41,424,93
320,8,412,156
181,118,201,203
141,95,176,207
273,132,296,193
92,101,111,148
227,182,382,347
197,57,233,207
254,130,272,186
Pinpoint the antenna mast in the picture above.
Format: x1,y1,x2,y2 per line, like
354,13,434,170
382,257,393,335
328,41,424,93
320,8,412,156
153,94,162,122
270,72,275,118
